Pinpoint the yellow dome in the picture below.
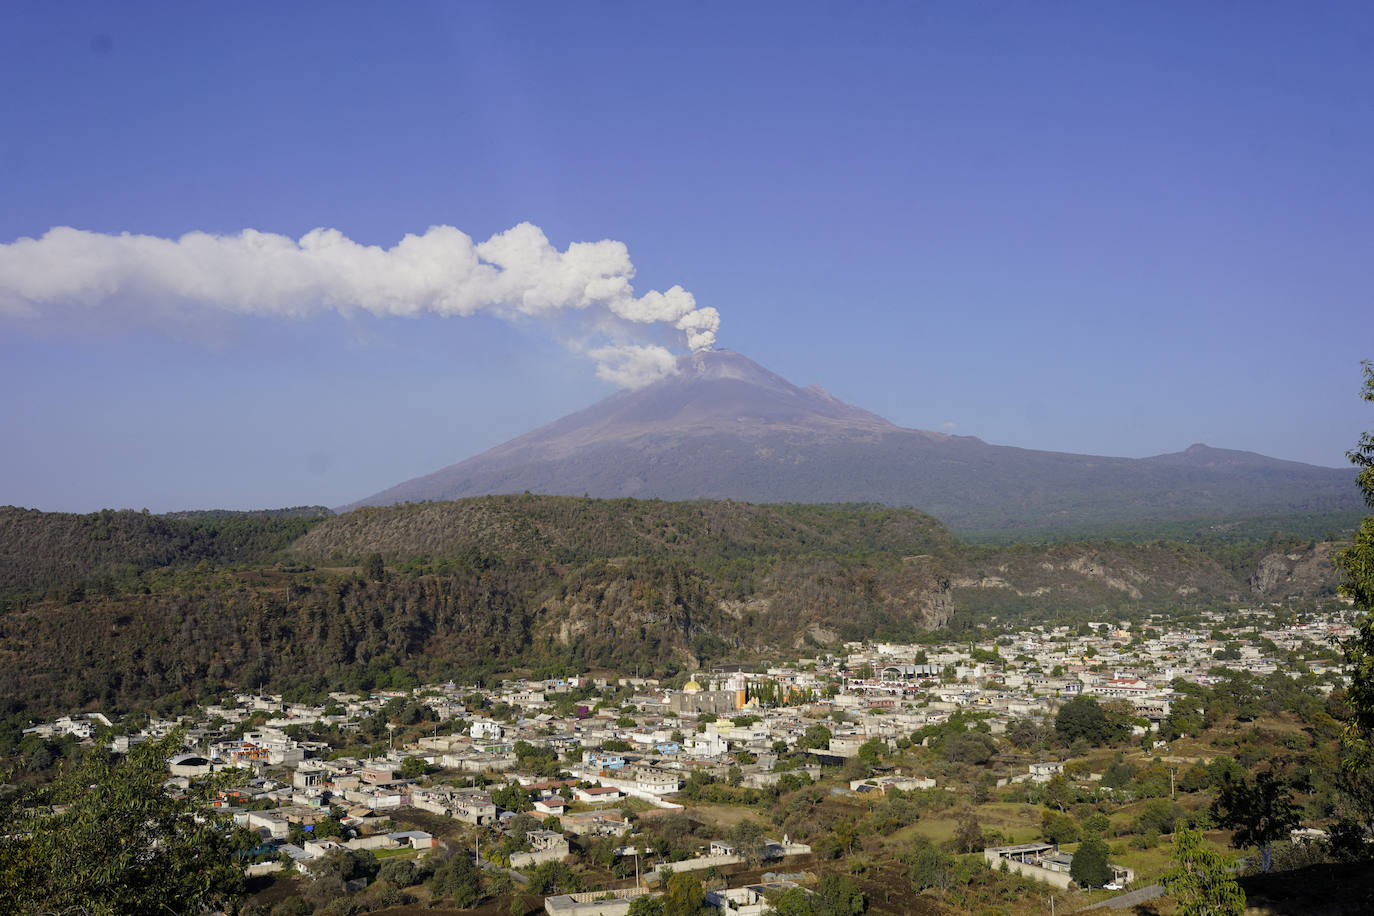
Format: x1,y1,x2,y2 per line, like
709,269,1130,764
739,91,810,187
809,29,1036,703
683,679,702,693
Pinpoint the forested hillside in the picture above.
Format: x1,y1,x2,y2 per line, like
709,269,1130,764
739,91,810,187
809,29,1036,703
289,496,959,565
0,506,330,601
0,497,1348,720
0,547,953,718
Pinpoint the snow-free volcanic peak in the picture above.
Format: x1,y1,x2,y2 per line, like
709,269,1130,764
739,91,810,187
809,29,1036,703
346,350,1360,537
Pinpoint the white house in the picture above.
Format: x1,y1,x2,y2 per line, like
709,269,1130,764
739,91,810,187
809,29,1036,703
574,786,625,804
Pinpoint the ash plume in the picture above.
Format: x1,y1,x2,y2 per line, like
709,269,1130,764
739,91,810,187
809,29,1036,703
0,222,719,387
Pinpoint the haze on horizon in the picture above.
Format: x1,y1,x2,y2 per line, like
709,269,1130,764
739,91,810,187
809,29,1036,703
1,2,1370,513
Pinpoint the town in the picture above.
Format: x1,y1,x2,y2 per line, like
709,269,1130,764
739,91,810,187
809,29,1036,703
18,602,1358,915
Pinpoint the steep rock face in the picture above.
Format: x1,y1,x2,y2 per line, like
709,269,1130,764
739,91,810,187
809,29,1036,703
1249,543,1340,597
943,540,1340,616
347,350,1361,538
916,577,956,629
1253,555,1292,594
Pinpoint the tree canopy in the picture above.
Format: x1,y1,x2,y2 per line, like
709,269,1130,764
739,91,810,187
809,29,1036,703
1161,827,1245,916
1338,360,1374,840
908,836,953,893
0,729,252,916
1210,770,1301,874
428,850,484,907
800,723,833,750
1069,834,1112,888
631,871,712,915
771,873,868,915
1055,696,1116,746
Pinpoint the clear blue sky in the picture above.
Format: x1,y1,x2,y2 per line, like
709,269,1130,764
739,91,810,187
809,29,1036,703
2,2,1370,512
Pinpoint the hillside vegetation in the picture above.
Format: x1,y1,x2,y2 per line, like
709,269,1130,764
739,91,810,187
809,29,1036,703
0,506,330,600
0,496,1347,719
289,496,959,565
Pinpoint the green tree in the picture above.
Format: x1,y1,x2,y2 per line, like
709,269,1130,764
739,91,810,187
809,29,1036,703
728,819,770,867
952,809,985,853
1161,827,1245,916
771,873,867,915
429,851,483,907
1138,798,1184,836
309,846,378,891
311,815,345,839
1210,770,1301,874
492,781,534,812
377,857,420,888
907,835,953,893
1055,696,1115,746
770,887,816,915
1083,812,1111,835
363,551,386,581
857,737,884,766
0,729,252,916
1006,716,1050,750
627,894,666,916
1042,811,1080,845
1102,753,1136,790
660,871,712,915
813,873,867,914
1337,360,1374,842
1070,834,1112,888
399,754,431,779
942,730,997,764
800,723,833,750
1043,772,1076,813
1179,761,1212,793
526,859,581,895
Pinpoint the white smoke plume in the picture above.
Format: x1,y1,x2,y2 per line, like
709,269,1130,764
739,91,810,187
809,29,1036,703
0,222,719,387
587,344,680,390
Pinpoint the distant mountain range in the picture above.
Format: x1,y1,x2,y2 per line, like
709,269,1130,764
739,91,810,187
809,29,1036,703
349,350,1362,539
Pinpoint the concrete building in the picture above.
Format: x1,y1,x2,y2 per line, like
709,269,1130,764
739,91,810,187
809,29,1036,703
544,887,655,916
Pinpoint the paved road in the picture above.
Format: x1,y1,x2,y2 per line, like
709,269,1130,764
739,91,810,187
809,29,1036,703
1073,884,1164,911
476,856,529,885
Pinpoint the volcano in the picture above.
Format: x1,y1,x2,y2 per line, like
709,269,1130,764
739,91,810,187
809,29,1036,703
348,350,1360,537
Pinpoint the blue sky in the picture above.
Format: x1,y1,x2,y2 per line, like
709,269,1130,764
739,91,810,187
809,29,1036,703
2,2,1371,512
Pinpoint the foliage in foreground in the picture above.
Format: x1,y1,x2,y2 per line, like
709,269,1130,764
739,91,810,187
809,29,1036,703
770,873,867,914
1162,827,1246,916
1338,360,1374,844
0,729,253,916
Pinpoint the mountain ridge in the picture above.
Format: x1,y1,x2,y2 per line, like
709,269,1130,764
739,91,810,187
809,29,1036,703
347,350,1361,538
0,495,1345,718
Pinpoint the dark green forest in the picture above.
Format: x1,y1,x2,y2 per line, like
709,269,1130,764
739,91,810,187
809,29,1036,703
0,506,330,601
0,496,1348,726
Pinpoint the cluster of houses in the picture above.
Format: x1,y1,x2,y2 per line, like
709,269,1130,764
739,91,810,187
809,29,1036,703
20,605,1351,905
